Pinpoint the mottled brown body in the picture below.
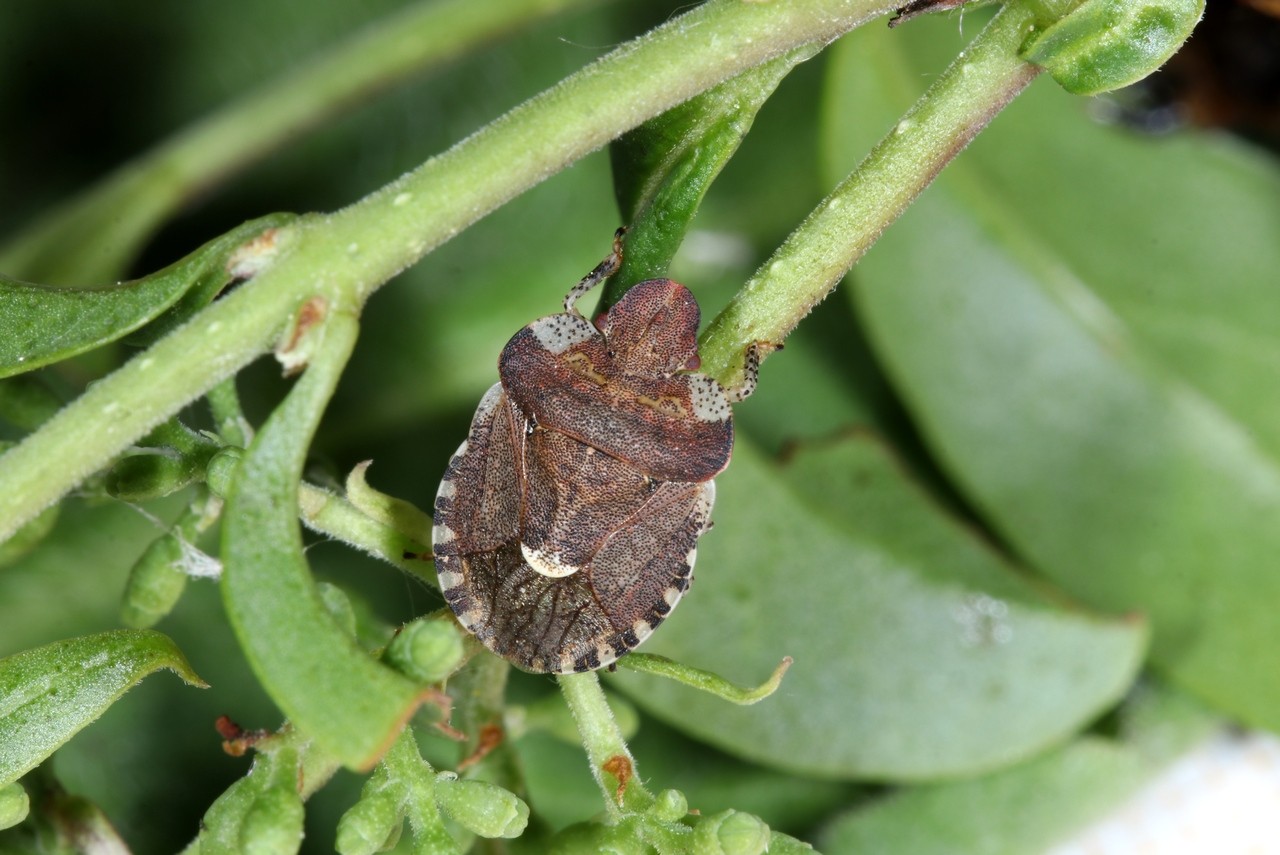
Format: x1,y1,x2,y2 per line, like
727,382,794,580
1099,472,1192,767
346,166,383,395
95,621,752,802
432,275,737,674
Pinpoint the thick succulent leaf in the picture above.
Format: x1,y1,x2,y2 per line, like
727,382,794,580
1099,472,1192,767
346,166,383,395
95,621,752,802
829,17,1280,727
610,435,1145,780
818,683,1220,853
221,313,423,771
606,44,819,303
0,629,205,785
0,215,293,379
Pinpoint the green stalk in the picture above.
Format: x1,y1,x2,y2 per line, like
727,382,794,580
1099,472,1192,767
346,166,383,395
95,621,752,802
0,0,603,284
698,2,1042,384
558,671,654,818
0,0,894,544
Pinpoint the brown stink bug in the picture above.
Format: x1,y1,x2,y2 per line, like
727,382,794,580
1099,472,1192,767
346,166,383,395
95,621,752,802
431,232,763,673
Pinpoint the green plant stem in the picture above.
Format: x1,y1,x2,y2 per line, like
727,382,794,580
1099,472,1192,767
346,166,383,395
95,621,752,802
0,0,602,285
698,2,1042,384
558,671,653,819
297,482,436,587
0,0,894,545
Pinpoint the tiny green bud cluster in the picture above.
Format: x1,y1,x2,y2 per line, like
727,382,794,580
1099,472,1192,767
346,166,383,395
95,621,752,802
433,773,529,839
385,617,466,684
239,787,305,855
336,793,402,855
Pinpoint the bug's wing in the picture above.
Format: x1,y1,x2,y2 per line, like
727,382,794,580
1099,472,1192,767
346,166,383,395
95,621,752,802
433,383,524,597
584,478,714,655
518,425,659,571
447,442,714,673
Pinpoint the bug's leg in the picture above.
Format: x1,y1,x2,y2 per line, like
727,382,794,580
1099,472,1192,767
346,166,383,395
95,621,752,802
725,341,781,403
563,227,626,315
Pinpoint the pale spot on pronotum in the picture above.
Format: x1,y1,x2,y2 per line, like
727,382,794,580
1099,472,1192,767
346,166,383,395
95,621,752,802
688,375,731,422
521,543,581,578
529,315,595,355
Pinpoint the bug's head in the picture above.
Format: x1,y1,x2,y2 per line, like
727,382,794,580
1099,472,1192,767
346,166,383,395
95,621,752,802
599,278,702,376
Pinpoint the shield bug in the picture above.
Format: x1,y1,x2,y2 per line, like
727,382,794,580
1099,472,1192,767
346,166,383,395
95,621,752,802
432,232,763,673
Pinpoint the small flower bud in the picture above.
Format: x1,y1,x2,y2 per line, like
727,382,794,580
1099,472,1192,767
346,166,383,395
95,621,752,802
107,452,203,501
205,446,244,498
650,789,688,823
433,775,529,839
386,618,465,684
693,810,769,855
121,532,190,628
238,787,304,855
335,793,402,855
0,782,30,830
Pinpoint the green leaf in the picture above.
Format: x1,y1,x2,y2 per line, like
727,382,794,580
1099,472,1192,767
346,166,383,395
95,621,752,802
606,44,820,305
611,435,1145,780
0,214,293,379
0,629,205,786
831,16,1280,729
1021,0,1204,96
818,683,1219,853
221,311,424,771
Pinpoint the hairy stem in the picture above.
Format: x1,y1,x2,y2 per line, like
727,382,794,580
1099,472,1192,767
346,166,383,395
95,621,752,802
558,671,653,818
699,2,1042,384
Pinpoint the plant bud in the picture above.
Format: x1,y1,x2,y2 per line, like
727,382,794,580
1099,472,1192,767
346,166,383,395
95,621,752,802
107,452,202,501
205,446,244,498
386,618,465,684
0,782,29,830
239,787,304,855
432,775,528,839
335,793,402,855
121,532,189,628
692,810,769,855
650,789,688,823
